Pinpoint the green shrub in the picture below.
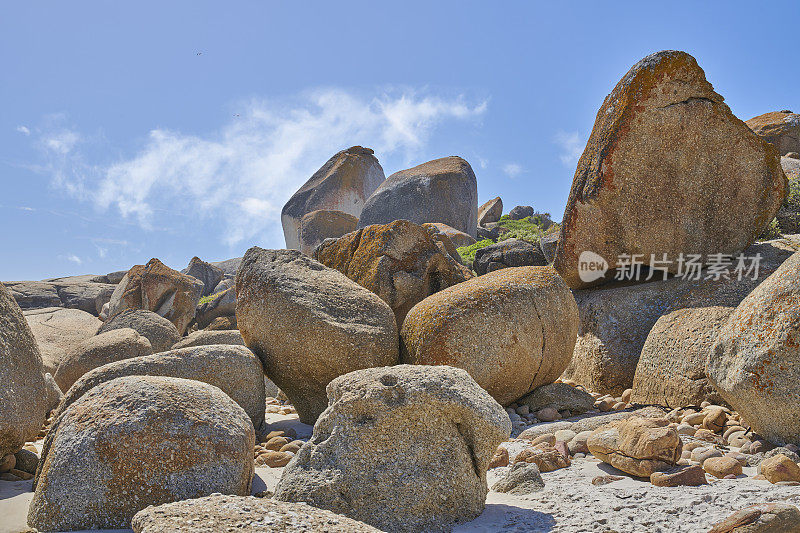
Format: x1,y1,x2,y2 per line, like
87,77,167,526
759,218,782,241
198,290,226,305
495,213,556,243
456,239,494,263
787,174,800,208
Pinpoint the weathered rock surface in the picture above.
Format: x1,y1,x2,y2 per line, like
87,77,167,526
554,50,787,289
314,220,472,325
650,465,708,487
210,257,242,279
358,156,479,238
709,503,800,533
171,329,244,349
274,365,511,533
491,462,545,494
131,494,381,532
236,247,398,424
478,197,503,226
777,156,800,234
539,233,559,263
53,327,153,391
422,222,476,248
517,382,595,415
282,146,385,250
4,280,115,315
474,238,547,275
29,376,254,531
562,238,799,395
298,209,359,256
193,286,236,330
631,307,732,408
707,252,800,444
0,282,52,457
98,309,181,353
587,417,682,477
746,110,800,156
508,205,534,220
24,307,101,376
181,256,224,297
107,258,203,335
401,266,578,405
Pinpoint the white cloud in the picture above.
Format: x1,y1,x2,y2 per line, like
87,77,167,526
554,130,584,167
503,163,523,179
38,88,487,248
17,125,30,135
66,254,82,265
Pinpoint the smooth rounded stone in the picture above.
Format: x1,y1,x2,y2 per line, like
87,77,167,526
0,282,53,457
488,447,510,469
236,248,398,424
13,448,38,474
708,252,800,445
746,110,800,156
171,329,244,349
683,442,705,452
724,425,747,440
555,429,577,443
759,454,800,483
423,222,476,249
568,431,593,455
730,435,752,449
508,205,534,220
631,307,732,408
194,286,236,330
107,258,204,335
650,465,708,487
256,451,292,468
131,494,381,533
0,453,15,473
587,417,682,477
553,50,786,290
98,309,181,353
473,239,548,276
692,447,723,464
725,452,749,467
677,424,697,437
282,146,385,250
491,462,545,494
517,382,595,415
29,376,255,531
401,266,578,406
531,434,556,447
709,502,800,533
478,197,503,226
514,443,570,472
298,209,359,256
273,365,511,533
314,219,471,325
704,456,743,478
695,428,725,444
24,307,102,375
750,440,776,454
53,328,153,391
703,406,728,432
536,407,560,422
205,315,236,331
181,256,224,297
683,412,707,426
763,447,800,464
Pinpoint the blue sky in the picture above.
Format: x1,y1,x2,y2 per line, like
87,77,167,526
2,1,798,280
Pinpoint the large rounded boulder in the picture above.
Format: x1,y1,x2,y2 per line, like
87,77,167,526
98,309,181,353
274,365,511,533
553,50,787,289
400,266,578,405
24,307,101,375
746,110,800,156
357,156,479,238
707,252,800,444
314,220,472,325
28,375,254,531
298,209,359,256
474,238,548,275
236,247,398,424
0,282,52,457
181,256,224,297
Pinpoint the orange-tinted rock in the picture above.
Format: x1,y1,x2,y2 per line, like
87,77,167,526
746,110,800,156
423,222,476,249
650,465,708,487
759,454,800,484
587,417,681,477
478,197,503,226
709,503,800,533
514,443,570,472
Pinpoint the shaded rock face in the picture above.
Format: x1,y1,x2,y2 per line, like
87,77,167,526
707,252,800,444
181,256,224,297
0,282,52,457
478,197,503,226
209,257,242,279
193,286,236,330
53,328,153,391
777,157,800,234
491,462,545,495
554,50,787,289
517,382,595,415
358,156,479,238
4,280,116,316
298,209,359,256
24,307,102,376
314,220,472,326
131,494,381,533
171,329,244,349
631,307,732,408
236,248,398,424
274,365,511,533
422,222,476,248
282,146,385,250
98,309,181,353
401,266,579,406
539,233,559,263
709,503,800,533
746,110,800,156
29,376,254,532
474,238,548,275
587,417,682,477
562,238,799,396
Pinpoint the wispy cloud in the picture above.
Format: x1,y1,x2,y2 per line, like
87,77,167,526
503,163,523,179
66,254,82,265
34,88,487,247
16,125,30,136
554,130,584,167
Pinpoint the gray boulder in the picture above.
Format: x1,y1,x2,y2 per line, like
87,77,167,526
474,238,548,275
171,329,244,349
517,382,595,415
358,156,479,238
491,462,545,495
29,376,254,531
209,257,242,279
193,286,236,329
282,146,385,250
274,365,511,533
508,205,534,220
181,256,224,296
236,248,398,424
298,209,359,256
98,309,181,353
4,280,115,315
478,196,503,226
24,307,102,376
106,270,128,284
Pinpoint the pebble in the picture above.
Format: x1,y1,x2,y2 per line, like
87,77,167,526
536,407,560,422
676,424,696,436
621,389,632,404
516,405,530,416
264,436,290,451
255,450,292,468
682,412,706,426
691,447,723,464
488,447,510,469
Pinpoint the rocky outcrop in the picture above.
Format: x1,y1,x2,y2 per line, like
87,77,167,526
274,365,511,533
24,307,102,376
98,309,181,353
281,146,385,250
193,286,236,330
777,156,800,234
587,417,682,477
746,110,800,156
236,248,398,423
474,238,547,275
181,256,224,297
478,197,503,226
171,329,244,349
314,220,472,325
401,266,578,405
422,222,476,248
29,376,254,531
508,205,533,220
107,258,203,335
358,156,479,238
554,50,787,289
4,279,116,315
707,252,800,444
491,462,545,495
298,209,359,256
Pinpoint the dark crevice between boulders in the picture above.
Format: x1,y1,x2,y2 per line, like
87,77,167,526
456,422,481,481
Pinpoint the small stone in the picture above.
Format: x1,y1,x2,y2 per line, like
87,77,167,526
568,431,593,455
724,452,749,467
750,440,775,454
491,462,545,495
256,451,293,468
676,424,696,437
763,447,800,464
592,475,624,486
0,453,15,473
13,449,38,475
723,425,746,440
531,434,556,447
708,503,800,533
694,428,724,444
595,399,614,412
279,442,302,454
621,389,632,404
650,465,708,487
760,454,800,483
516,405,530,416
264,436,290,451
683,441,705,452
514,443,570,472
692,447,723,464
682,412,706,426
703,456,743,479
488,447,510,469
536,407,560,422
612,402,627,411
702,407,727,433
554,441,570,459
554,429,577,443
